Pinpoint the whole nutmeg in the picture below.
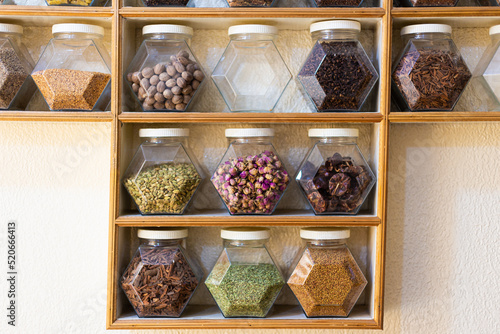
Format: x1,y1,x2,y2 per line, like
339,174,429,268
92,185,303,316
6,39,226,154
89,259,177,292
154,92,165,103
173,73,181,80
182,71,193,82
163,89,174,100
178,56,190,66
159,72,170,82
183,94,191,104
166,65,177,77
177,77,187,89
182,85,193,95
144,97,156,106
138,86,146,97
177,50,190,59
154,63,165,75
147,85,157,97
141,67,154,79
140,78,150,90
172,95,183,105
153,102,164,110
193,70,204,82
127,72,133,82
132,83,139,93
149,75,159,86
171,86,182,95
186,64,196,74
156,81,166,93
194,63,200,70
143,102,153,111
192,80,200,90
132,71,142,83
170,55,177,63
165,100,175,110
166,79,177,88
176,103,186,111
174,61,185,74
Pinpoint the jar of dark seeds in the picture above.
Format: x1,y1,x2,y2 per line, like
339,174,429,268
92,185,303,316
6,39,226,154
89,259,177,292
298,20,379,112
121,228,203,318
123,128,202,215
296,128,376,215
32,24,111,111
288,227,367,317
392,24,471,111
125,24,206,112
0,24,34,110
205,227,285,318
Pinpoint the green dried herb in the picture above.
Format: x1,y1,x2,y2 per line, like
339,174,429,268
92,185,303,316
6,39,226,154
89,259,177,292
124,163,201,214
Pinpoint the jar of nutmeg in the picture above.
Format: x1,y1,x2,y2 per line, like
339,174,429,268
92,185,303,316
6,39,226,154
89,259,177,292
125,24,206,112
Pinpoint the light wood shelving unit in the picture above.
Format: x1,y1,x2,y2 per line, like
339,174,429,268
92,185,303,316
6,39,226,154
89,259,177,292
0,0,498,330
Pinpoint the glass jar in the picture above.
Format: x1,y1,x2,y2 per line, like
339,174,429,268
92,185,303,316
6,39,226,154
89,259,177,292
392,24,471,112
205,227,285,318
298,20,378,112
296,129,375,215
0,24,34,110
212,24,292,112
121,228,203,318
123,128,202,215
211,128,290,215
125,24,205,112
288,227,367,317
474,25,500,105
32,24,111,111
226,0,277,6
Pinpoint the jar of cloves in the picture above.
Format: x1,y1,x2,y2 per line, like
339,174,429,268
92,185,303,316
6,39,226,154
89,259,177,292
211,128,290,215
296,128,375,215
288,227,367,317
121,228,203,318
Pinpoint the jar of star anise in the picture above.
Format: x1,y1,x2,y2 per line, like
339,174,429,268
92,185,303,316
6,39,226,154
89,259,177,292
296,128,375,215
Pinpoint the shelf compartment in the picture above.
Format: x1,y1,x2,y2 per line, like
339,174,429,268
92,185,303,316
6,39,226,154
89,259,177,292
0,111,113,122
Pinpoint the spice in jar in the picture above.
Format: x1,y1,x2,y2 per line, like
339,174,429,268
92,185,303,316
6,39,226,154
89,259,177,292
0,49,29,109
313,0,363,6
46,0,93,5
32,68,110,110
211,151,289,214
402,0,457,6
124,163,201,215
126,50,204,112
227,0,274,6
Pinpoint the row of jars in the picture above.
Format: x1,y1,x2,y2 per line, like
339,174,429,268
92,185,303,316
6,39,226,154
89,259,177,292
121,227,368,318
123,127,376,216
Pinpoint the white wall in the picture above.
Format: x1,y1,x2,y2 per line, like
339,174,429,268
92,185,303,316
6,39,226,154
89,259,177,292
1,122,500,334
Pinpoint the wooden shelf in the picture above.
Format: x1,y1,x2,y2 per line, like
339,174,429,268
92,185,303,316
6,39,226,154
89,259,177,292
0,5,113,17
389,111,500,123
392,7,500,18
0,111,113,122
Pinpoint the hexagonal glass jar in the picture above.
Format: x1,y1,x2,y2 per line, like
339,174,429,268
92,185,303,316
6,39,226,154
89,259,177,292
211,128,290,215
123,128,202,215
298,21,378,113
121,228,203,318
205,227,285,318
288,227,367,318
32,24,111,111
212,25,292,112
296,128,375,215
392,24,472,112
0,24,34,110
125,24,206,112
473,25,500,105
226,0,277,6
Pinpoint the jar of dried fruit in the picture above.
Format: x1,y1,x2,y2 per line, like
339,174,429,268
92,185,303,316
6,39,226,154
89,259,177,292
392,24,472,111
473,25,500,105
225,0,277,6
212,24,292,112
288,227,367,317
0,23,34,110
123,128,203,215
125,24,205,112
298,20,378,112
205,227,285,318
121,228,203,318
32,24,111,111
211,128,290,215
296,128,375,215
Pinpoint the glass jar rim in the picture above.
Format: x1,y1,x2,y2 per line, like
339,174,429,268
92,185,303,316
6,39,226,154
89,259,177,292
0,23,23,35
138,228,188,240
225,128,274,138
310,20,361,34
228,24,278,37
52,23,104,37
308,128,359,139
221,227,270,241
401,24,452,36
300,227,350,240
139,128,189,138
142,24,193,38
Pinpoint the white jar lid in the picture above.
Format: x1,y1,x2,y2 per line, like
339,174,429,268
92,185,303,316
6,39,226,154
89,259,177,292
228,24,278,37
300,227,350,240
401,24,451,36
225,128,274,138
308,128,359,138
139,128,189,138
310,20,361,34
52,23,104,37
138,228,188,240
0,23,23,35
489,24,500,36
221,227,270,240
142,24,193,37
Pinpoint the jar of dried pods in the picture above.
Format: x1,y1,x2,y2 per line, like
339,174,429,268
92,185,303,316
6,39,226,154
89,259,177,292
0,24,34,110
123,128,202,215
392,24,472,111
125,24,206,112
296,128,375,215
298,20,379,112
212,25,292,112
121,228,203,318
226,0,277,6
211,128,290,215
288,227,367,317
205,227,285,318
473,25,500,105
32,24,111,111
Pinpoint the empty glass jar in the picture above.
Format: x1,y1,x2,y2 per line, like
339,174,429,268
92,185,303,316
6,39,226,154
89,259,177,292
474,25,500,105
298,20,378,112
0,24,34,110
121,228,203,318
32,24,111,111
296,128,375,215
211,128,290,215
212,25,291,112
205,227,285,318
288,227,367,317
392,24,471,111
123,128,202,215
125,24,205,112
226,0,277,6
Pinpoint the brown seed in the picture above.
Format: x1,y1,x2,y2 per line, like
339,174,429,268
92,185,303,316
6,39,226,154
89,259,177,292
163,89,174,100
172,95,183,104
142,67,154,79
159,72,170,81
192,80,200,90
167,65,177,77
186,64,196,74
132,83,139,93
183,94,191,104
127,72,134,82
154,92,165,103
147,86,157,97
132,71,142,83
153,101,164,110
166,79,177,88
176,103,186,111
145,97,156,105
174,61,185,73
150,75,159,86
173,73,181,80
177,56,190,66
182,85,193,95
157,81,166,93
143,102,153,111
165,100,175,110
140,78,150,90
154,63,165,75
177,50,190,59
170,55,178,63
177,77,187,89
182,71,193,82
193,70,204,82
171,86,182,95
